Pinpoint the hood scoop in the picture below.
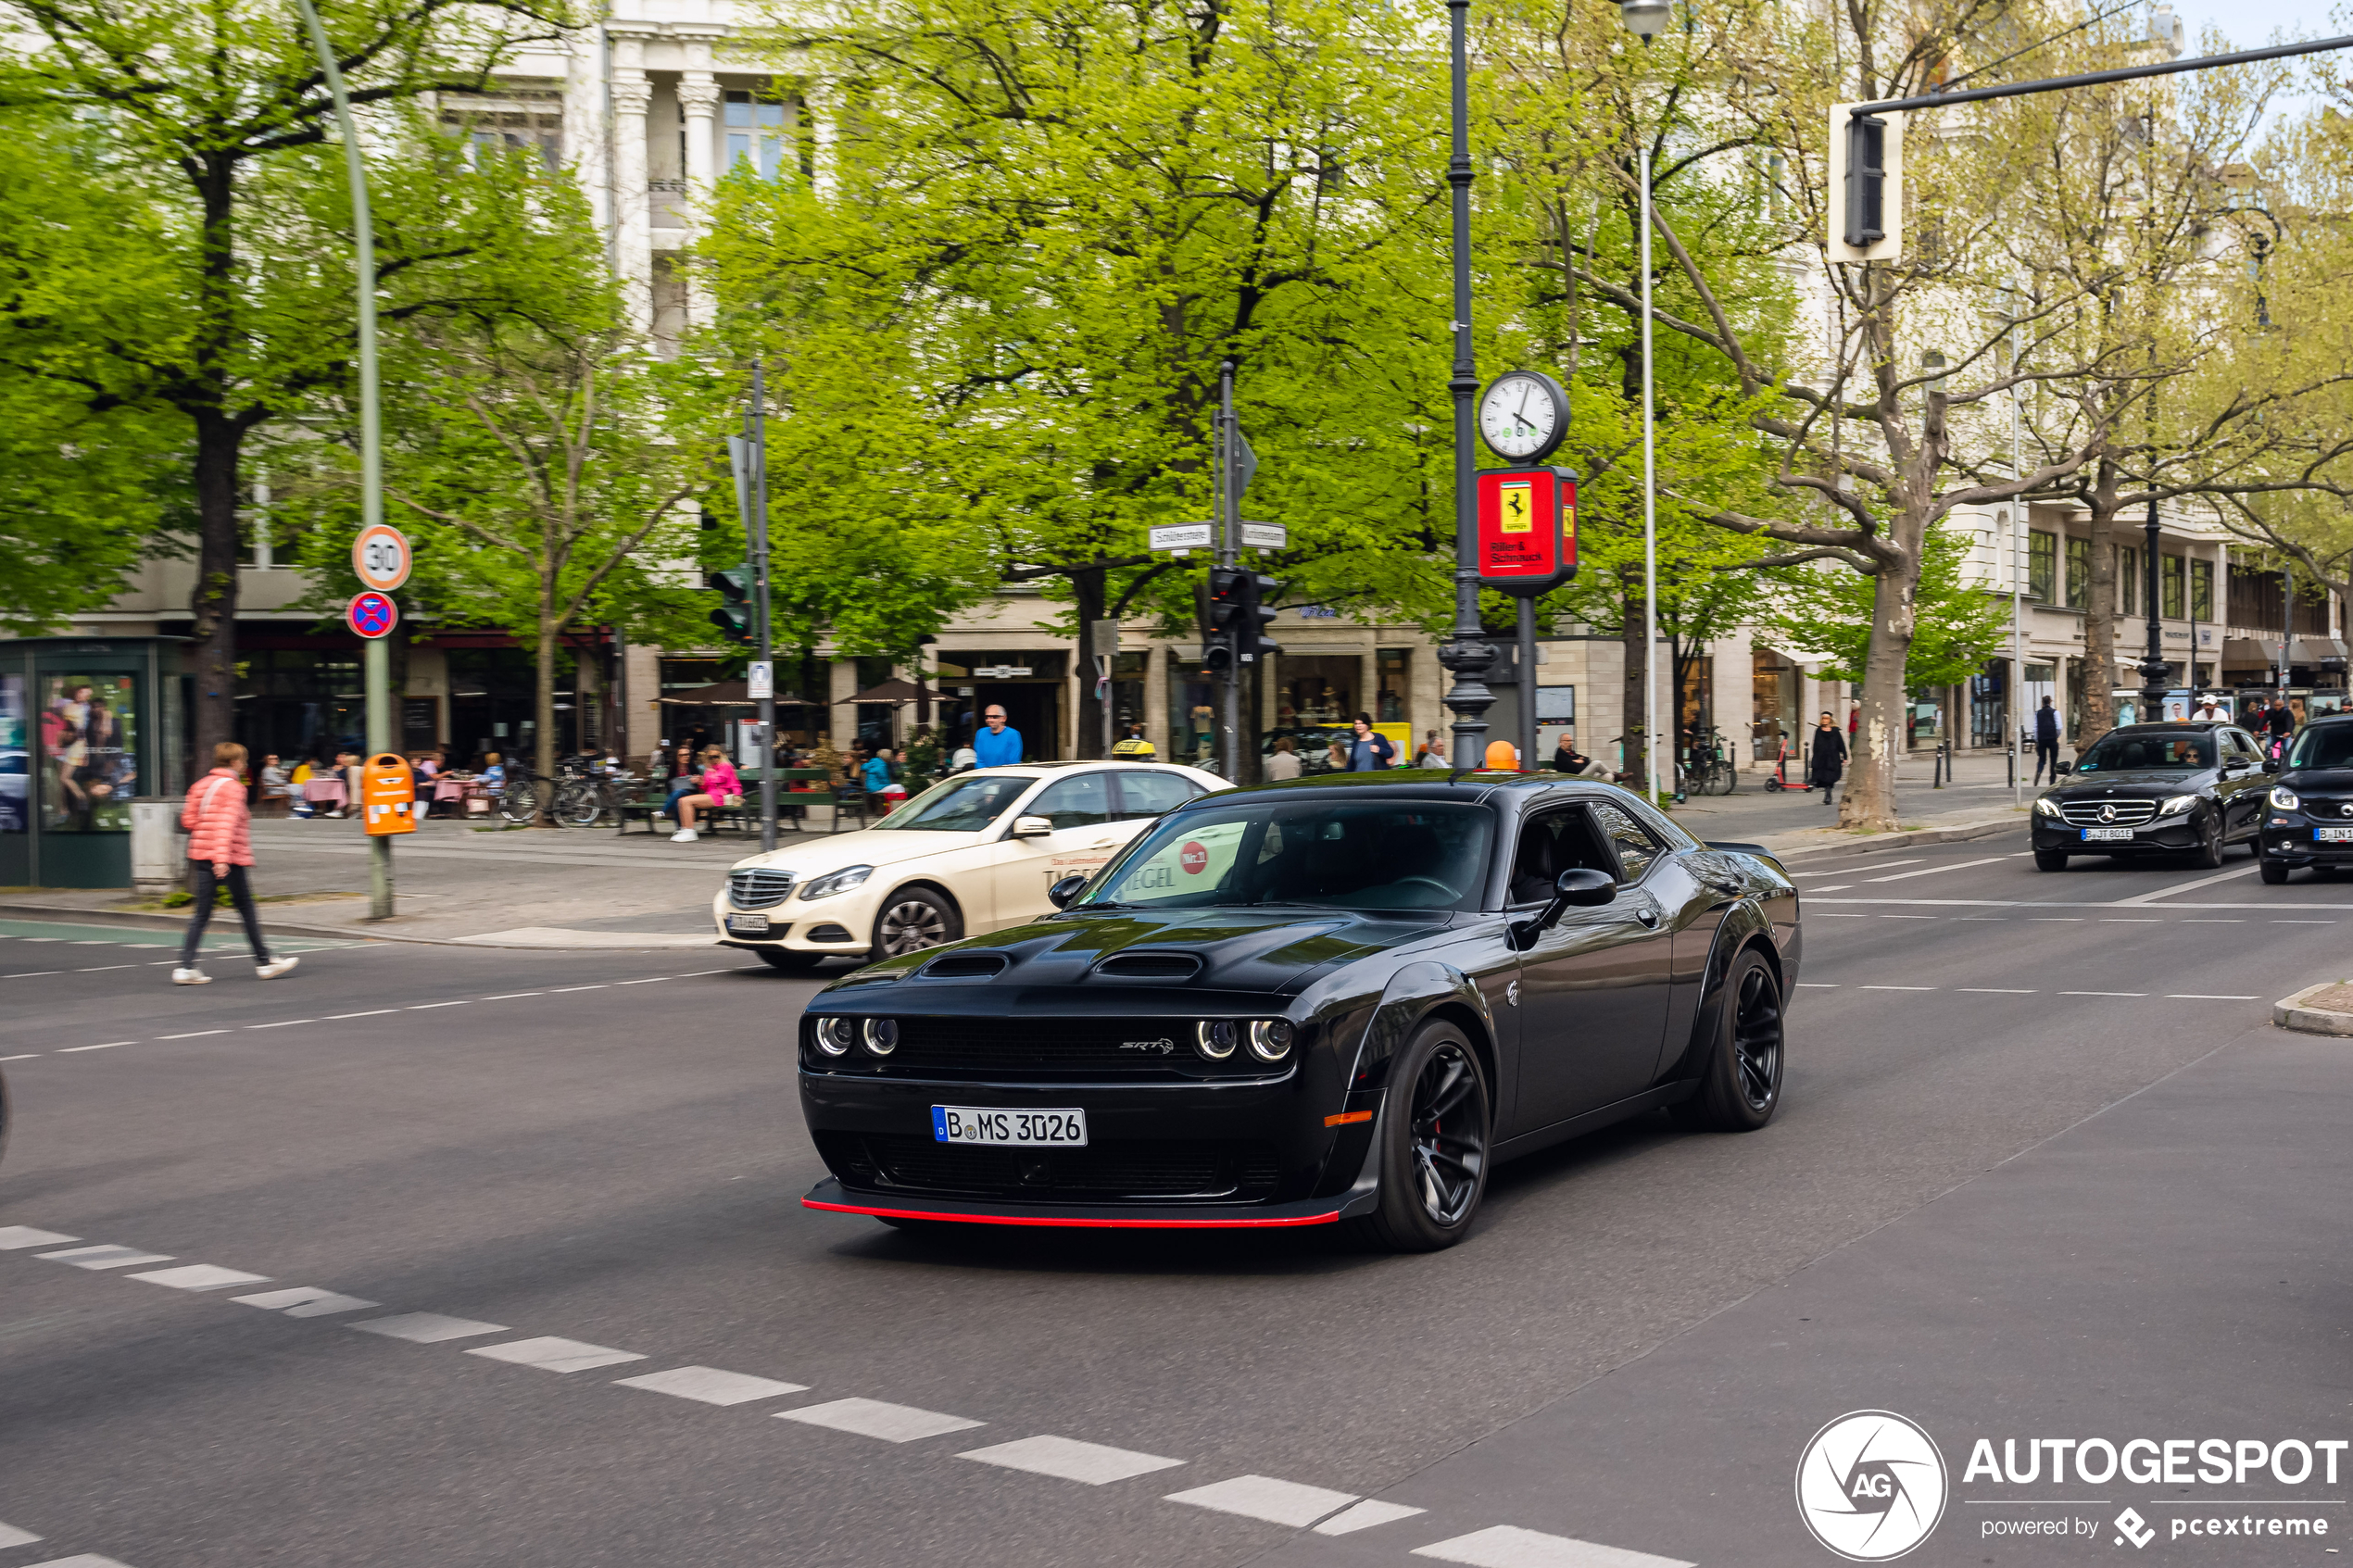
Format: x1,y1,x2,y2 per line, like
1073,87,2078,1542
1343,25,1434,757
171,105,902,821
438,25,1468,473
1090,951,1203,982
921,953,1011,980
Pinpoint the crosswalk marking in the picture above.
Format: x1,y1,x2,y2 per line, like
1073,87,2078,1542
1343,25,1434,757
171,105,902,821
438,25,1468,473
348,1312,510,1344
38,1245,173,1270
1315,1499,1428,1535
1415,1524,1694,1568
232,1286,380,1317
0,1227,79,1249
613,1365,808,1405
959,1434,1183,1485
127,1264,270,1291
1165,1474,1356,1525
776,1397,983,1443
467,1336,647,1374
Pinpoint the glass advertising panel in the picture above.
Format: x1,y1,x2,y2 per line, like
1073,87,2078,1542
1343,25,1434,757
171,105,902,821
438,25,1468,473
42,673,137,833
0,674,25,834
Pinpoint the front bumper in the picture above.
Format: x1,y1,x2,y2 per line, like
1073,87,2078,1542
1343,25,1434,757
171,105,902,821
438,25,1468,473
711,884,874,955
803,1176,1374,1229
2031,813,2199,853
2261,817,2353,864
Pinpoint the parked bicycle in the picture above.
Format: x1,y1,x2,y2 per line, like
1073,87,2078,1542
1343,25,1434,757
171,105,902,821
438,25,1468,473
1684,728,1738,797
551,753,631,827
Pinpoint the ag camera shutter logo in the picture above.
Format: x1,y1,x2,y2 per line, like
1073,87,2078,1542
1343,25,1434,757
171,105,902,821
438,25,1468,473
1795,1411,1949,1561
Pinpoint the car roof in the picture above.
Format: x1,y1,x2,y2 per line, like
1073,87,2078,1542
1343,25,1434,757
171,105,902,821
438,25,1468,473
2108,721,2226,732
1194,768,1600,803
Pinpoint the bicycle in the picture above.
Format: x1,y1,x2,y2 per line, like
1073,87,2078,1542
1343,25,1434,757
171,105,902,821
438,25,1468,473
1685,729,1738,797
551,754,630,827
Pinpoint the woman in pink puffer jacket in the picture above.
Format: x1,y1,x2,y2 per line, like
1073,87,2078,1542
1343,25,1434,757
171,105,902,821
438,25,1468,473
175,741,298,985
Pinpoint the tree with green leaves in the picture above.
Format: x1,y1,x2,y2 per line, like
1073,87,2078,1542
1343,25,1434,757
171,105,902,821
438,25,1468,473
1755,525,2013,709
0,0,573,759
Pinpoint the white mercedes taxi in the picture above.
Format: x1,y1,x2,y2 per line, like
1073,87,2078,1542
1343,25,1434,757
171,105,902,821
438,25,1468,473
711,761,1229,971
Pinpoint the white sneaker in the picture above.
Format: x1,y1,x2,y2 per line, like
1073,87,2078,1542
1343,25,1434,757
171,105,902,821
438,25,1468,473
170,967,210,985
257,956,300,980
670,829,698,842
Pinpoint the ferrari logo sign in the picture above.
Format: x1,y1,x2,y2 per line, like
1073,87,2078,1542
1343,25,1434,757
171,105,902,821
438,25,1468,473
1475,466,1578,596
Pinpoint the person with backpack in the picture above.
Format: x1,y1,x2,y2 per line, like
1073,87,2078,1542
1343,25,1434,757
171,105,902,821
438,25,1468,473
174,741,299,985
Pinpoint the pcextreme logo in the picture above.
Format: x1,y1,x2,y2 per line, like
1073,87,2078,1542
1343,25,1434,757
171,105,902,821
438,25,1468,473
1796,1411,1951,1562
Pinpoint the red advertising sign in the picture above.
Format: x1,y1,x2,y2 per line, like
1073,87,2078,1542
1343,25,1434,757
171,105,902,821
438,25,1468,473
1475,466,1578,595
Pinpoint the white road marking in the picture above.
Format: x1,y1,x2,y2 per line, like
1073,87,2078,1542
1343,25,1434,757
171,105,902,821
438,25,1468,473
775,1398,984,1443
2028,918,2082,922
613,1365,809,1405
550,985,608,993
2168,993,2259,1000
324,1010,399,1020
38,1246,173,1269
408,1000,471,1009
1959,987,2037,994
245,1019,315,1030
348,1312,510,1344
56,1043,130,1053
1814,913,1868,918
1415,1524,1694,1568
1165,1474,1356,1525
481,992,547,1000
2109,863,2262,906
1863,857,2007,883
959,1434,1184,1485
1860,985,1935,991
2060,991,2145,997
0,1055,36,1061
613,977,669,985
23,1555,135,1567
1795,983,1838,988
1881,914,1936,920
2275,920,2335,924
468,1336,647,1374
157,1030,228,1040
1793,859,1921,876
1805,884,1852,891
1316,1499,1429,1536
2183,918,2245,922
0,1522,41,1548
233,1286,381,1316
3,972,63,978
0,1226,79,1248
127,1264,271,1291
2098,918,2162,923
75,965,138,973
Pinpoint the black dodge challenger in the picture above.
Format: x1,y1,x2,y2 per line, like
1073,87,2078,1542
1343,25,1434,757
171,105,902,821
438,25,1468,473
797,771,1801,1249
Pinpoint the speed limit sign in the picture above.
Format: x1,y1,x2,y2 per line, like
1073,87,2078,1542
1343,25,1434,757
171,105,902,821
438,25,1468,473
353,524,411,593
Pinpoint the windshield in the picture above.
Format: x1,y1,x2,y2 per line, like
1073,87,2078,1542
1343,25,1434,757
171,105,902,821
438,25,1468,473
2075,731,2213,772
2288,725,2353,770
1079,799,1494,911
871,772,1033,832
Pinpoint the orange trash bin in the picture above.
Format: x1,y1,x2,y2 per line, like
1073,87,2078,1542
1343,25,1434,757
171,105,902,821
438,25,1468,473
361,753,418,835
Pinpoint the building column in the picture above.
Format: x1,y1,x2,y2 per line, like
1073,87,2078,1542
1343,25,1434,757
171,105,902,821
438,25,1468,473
677,50,720,329
609,31,655,333
564,31,609,238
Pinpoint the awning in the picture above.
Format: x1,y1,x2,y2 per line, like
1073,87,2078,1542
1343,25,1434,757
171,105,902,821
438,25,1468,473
2292,637,2349,664
847,678,927,705
2221,638,2276,668
656,681,819,706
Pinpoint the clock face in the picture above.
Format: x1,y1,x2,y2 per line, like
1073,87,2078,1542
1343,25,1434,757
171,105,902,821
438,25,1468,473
1478,372,1565,461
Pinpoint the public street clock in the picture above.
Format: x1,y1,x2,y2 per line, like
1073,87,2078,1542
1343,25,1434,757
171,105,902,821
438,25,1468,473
1477,370,1569,463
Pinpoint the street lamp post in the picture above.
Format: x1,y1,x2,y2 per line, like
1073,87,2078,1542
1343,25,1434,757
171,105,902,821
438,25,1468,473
1435,0,1496,769
2137,500,2169,721
1621,0,1667,799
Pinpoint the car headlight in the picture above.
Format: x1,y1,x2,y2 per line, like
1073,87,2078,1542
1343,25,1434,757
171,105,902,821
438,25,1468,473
813,1016,856,1057
2160,795,2201,817
862,1018,899,1057
799,865,875,901
1247,1019,1296,1062
2033,797,2061,817
1195,1021,1239,1060
2271,786,2302,810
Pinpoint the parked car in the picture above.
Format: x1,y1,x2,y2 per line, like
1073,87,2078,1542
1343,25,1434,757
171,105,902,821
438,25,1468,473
2030,721,2271,872
711,761,1228,971
2258,712,2353,884
794,773,1799,1249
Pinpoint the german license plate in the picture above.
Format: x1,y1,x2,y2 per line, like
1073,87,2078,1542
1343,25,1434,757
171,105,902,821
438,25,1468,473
725,912,770,935
932,1106,1088,1147
2081,828,2134,842
2318,828,2353,844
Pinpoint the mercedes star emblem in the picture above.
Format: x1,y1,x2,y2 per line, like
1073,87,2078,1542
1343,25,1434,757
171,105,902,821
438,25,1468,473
2097,804,2118,823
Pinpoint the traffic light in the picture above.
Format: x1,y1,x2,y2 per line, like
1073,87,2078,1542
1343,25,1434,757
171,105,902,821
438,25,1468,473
1234,571,1281,663
1843,113,1885,248
1197,569,1241,673
709,564,753,645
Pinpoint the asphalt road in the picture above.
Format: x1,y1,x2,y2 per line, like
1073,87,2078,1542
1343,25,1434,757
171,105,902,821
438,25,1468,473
2,837,2347,1568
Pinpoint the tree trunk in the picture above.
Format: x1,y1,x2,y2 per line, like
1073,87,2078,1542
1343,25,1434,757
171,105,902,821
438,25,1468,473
1071,564,1107,759
2080,459,2122,740
1621,573,1648,786
188,408,244,770
535,613,559,822
1842,565,1917,831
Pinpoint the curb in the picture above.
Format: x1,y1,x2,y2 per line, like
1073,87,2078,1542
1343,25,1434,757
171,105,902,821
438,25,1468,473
0,899,714,952
1758,815,2026,862
2272,982,2353,1036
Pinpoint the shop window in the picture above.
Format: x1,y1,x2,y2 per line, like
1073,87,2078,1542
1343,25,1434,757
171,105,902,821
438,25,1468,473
1275,656,1357,728
2065,537,2089,608
1376,649,1410,722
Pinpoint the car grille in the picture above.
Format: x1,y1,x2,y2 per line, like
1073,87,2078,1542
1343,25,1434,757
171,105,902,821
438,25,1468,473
2058,799,2158,827
818,1132,1281,1202
824,1017,1276,1081
2300,796,2353,820
729,868,798,909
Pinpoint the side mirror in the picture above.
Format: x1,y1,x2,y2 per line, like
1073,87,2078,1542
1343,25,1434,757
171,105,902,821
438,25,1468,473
2054,760,2073,775
2264,758,2283,774
1554,867,1617,909
1047,874,1089,909
1009,815,1053,838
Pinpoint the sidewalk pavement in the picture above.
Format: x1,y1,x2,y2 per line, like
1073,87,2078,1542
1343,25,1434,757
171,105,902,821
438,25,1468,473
0,753,2037,948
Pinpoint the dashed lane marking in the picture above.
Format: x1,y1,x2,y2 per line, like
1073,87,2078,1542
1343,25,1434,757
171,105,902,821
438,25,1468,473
0,1054,37,1060
960,1435,1185,1485
1316,1499,1430,1536
614,1365,808,1405
407,1000,471,1009
233,1287,380,1317
1861,857,2009,883
550,985,608,993
127,1264,270,1291
39,1246,173,1269
56,1043,130,1053
2060,990,2145,997
467,1336,648,1374
776,1398,985,1443
156,1030,227,1040
0,1522,40,1548
245,1019,315,1030
1415,1524,1694,1568
348,1312,510,1344
2168,993,2259,999
25,1556,136,1568
480,992,547,1000
324,1010,398,1020
1166,1474,1358,1525
0,1226,78,1248
1860,985,1936,991
1959,987,2037,994
1792,859,1922,876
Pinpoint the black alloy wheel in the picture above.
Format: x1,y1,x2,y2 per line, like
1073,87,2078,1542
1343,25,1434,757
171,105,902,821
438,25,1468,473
2193,810,2224,869
1349,1021,1491,1252
756,948,825,973
1672,947,1784,1133
2033,848,2070,872
872,886,961,958
2260,857,2292,884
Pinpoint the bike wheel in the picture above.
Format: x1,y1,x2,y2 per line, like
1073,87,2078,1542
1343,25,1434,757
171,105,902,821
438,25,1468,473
552,780,600,827
500,779,545,824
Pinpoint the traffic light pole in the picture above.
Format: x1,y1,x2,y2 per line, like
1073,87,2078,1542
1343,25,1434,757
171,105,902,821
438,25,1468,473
1218,360,1241,783
749,361,777,853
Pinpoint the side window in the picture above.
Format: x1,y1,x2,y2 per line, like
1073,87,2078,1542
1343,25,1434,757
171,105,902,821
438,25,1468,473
1588,801,1662,884
1114,771,1202,821
1506,809,1617,904
1026,771,1113,830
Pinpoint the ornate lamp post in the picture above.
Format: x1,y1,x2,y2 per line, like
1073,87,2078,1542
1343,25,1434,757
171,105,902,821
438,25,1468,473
2137,501,2169,721
1436,0,1497,769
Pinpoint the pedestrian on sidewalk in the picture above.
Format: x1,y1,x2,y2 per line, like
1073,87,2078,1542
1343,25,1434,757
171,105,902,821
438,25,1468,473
1347,713,1396,771
1809,712,1846,808
1265,735,1302,780
973,706,1023,768
2032,696,2061,784
174,742,298,985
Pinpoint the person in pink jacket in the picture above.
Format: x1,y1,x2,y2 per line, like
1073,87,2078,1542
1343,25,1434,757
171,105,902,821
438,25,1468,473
669,746,742,842
175,741,299,985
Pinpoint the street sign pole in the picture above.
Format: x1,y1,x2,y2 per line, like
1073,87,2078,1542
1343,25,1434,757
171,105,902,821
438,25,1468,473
750,361,777,853
1218,360,1239,782
296,0,391,920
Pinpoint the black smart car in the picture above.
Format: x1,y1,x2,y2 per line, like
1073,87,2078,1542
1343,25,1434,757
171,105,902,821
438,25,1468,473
796,771,1800,1250
2030,721,2271,872
2259,713,2353,883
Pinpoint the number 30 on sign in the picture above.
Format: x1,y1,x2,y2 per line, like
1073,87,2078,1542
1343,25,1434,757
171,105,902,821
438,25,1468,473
353,523,412,593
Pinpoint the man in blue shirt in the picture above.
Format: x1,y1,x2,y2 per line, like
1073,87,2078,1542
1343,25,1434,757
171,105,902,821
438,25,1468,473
972,705,1024,767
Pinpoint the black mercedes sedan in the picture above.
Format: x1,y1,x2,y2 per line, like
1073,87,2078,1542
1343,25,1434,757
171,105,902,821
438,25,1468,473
796,771,1800,1250
2030,721,2271,872
2258,713,2353,883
